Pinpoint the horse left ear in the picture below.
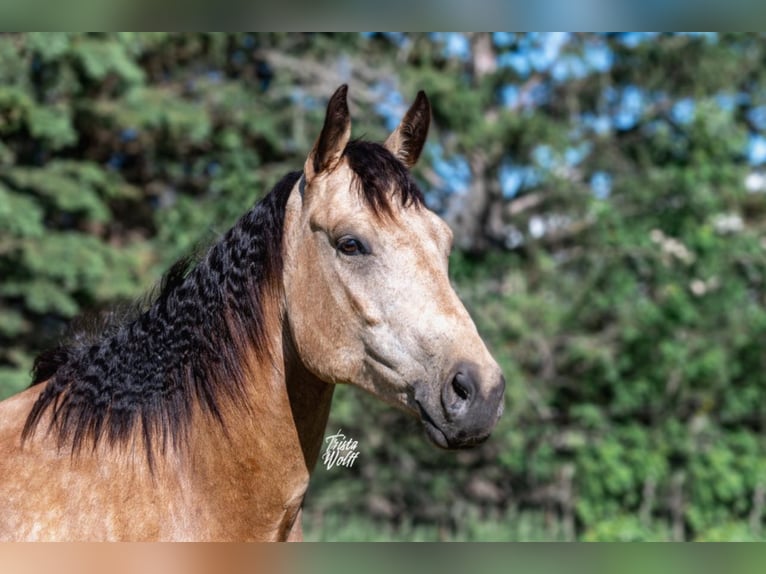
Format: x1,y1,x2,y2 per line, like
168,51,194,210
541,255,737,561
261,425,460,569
384,90,431,168
305,84,352,183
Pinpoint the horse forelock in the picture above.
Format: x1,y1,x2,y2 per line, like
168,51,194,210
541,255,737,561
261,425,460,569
343,140,425,217
23,171,301,464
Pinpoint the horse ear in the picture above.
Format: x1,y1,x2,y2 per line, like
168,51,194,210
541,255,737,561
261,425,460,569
384,90,431,168
304,84,352,183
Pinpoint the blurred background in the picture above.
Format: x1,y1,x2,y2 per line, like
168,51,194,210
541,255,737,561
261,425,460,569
1,32,766,541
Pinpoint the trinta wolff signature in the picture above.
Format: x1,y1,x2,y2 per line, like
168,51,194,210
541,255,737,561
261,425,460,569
321,429,360,470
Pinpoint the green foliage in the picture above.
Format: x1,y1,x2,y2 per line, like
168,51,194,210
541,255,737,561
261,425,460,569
0,33,328,397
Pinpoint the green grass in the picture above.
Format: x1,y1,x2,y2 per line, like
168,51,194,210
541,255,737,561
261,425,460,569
303,509,572,542
303,509,766,542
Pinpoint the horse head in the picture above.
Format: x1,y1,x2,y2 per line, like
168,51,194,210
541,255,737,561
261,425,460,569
283,85,505,449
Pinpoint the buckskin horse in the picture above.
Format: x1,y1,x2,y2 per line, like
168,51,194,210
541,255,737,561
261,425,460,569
0,85,505,541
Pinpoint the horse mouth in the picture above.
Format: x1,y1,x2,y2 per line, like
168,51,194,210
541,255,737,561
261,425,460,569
416,400,493,450
417,402,450,448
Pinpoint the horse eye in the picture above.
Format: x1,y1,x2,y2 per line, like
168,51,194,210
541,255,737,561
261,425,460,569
337,237,367,256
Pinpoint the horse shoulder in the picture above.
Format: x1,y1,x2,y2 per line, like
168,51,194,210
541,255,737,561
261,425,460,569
0,385,63,540
0,385,184,540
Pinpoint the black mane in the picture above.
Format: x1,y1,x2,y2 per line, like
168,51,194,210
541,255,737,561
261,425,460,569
24,171,300,463
23,140,424,461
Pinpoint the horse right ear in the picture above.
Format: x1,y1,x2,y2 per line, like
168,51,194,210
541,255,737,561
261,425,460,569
304,85,352,183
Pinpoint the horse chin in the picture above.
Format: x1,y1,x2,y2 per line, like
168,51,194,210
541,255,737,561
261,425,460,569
421,417,450,449
422,420,492,450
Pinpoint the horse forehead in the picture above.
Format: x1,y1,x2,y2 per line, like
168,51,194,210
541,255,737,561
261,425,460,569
396,207,452,251
305,162,446,247
323,193,439,246
304,166,361,217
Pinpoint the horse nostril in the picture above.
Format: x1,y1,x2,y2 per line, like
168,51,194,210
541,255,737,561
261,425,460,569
442,366,478,420
452,371,473,402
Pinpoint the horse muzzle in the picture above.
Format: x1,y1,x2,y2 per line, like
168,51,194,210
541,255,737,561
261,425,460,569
415,363,506,449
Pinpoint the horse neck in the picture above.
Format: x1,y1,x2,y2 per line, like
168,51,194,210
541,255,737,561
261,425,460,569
185,295,335,532
172,177,335,527
282,327,336,472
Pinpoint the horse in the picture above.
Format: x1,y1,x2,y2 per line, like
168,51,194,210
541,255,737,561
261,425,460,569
0,85,505,541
